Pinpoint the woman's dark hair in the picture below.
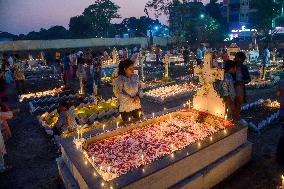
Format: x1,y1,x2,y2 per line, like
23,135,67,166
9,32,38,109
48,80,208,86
224,60,236,71
235,52,246,61
118,59,134,76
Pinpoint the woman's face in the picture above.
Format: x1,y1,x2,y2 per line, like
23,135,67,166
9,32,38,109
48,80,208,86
124,64,134,77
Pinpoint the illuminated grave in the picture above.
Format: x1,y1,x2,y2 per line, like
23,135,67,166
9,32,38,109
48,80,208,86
58,54,252,189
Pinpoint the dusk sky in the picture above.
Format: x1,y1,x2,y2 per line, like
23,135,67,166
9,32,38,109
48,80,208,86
0,0,210,35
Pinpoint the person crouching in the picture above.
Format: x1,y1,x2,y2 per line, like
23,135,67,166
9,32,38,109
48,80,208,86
52,101,78,136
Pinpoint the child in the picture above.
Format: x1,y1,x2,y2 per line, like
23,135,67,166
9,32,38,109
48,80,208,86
276,79,284,164
220,60,237,120
52,101,78,136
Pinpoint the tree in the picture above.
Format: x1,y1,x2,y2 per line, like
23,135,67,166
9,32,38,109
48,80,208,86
148,0,226,44
22,26,71,40
146,0,179,15
120,16,163,37
250,0,279,35
205,0,225,25
69,15,92,38
82,0,121,37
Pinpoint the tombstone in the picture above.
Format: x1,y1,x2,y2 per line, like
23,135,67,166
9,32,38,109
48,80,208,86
112,48,118,65
193,53,226,118
162,54,170,79
227,43,240,60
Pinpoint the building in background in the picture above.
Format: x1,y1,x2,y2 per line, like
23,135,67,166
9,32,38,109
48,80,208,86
223,0,253,29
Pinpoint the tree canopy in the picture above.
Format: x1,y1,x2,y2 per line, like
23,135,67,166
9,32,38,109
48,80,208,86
69,0,120,38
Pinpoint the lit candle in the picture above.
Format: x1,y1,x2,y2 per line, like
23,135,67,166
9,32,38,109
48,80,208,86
128,117,131,122
103,124,105,131
77,130,80,139
116,122,119,129
107,166,111,173
139,111,142,118
160,125,163,132
152,112,155,118
225,114,227,121
92,156,95,164
141,154,144,164
186,133,189,140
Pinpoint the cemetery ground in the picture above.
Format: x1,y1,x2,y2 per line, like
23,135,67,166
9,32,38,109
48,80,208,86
0,66,283,189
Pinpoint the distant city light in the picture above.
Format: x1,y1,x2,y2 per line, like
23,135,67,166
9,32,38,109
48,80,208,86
200,14,205,19
154,26,159,30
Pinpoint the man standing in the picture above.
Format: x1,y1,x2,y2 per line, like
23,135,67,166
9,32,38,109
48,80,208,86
196,45,203,66
63,52,72,88
93,52,103,88
233,52,251,119
69,50,77,79
261,45,270,80
155,46,161,65
183,46,190,64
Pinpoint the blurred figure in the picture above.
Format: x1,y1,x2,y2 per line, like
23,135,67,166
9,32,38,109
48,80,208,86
220,60,237,120
52,101,78,136
0,111,13,173
233,52,251,119
261,45,270,80
76,53,86,94
221,48,230,62
123,48,128,60
63,52,73,88
12,64,25,95
196,44,203,66
155,46,161,65
183,46,190,64
93,52,103,88
69,50,77,79
0,65,7,103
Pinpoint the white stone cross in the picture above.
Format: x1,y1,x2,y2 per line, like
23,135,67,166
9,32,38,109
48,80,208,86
193,53,226,118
